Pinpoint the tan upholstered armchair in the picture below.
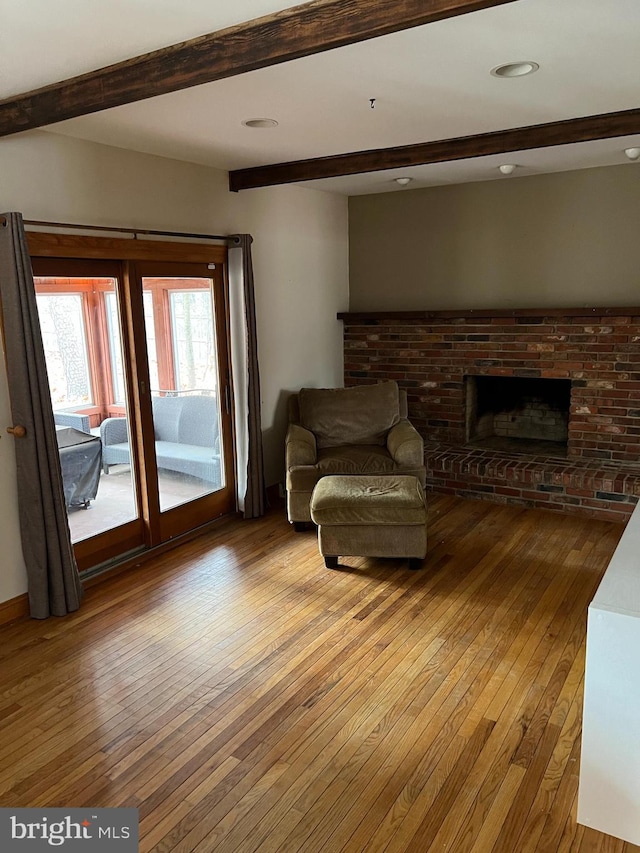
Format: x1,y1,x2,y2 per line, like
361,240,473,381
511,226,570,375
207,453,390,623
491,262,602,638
285,381,426,528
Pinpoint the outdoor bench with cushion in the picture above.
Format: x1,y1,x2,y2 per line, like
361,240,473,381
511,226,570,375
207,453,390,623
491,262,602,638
100,394,221,485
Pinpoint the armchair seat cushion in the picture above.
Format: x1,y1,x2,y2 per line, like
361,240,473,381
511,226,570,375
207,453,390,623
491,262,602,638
319,445,398,476
101,441,131,466
287,445,397,493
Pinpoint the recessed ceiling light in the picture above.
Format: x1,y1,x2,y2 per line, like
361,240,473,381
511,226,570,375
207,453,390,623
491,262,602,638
491,61,539,78
498,164,517,175
242,118,279,129
394,177,412,186
624,147,640,161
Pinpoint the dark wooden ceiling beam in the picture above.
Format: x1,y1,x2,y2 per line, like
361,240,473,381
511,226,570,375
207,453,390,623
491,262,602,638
0,0,517,137
228,107,640,190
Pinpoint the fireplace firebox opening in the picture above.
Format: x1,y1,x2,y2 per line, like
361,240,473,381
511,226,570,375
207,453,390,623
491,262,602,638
465,375,571,457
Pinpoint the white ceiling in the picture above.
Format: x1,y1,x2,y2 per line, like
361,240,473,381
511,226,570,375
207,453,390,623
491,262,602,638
1,0,639,195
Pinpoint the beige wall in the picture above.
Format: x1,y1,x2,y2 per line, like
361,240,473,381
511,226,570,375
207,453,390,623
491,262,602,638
0,132,348,604
349,165,640,311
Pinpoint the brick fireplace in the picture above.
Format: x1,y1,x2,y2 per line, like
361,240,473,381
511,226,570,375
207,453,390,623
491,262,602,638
340,308,640,523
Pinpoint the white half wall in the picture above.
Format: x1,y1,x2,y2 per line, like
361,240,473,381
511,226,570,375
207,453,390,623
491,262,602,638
578,500,640,845
0,131,349,605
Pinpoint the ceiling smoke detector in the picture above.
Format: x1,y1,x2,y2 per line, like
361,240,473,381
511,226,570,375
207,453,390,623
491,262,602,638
498,164,517,175
242,118,279,129
491,61,539,78
394,177,412,186
624,147,640,161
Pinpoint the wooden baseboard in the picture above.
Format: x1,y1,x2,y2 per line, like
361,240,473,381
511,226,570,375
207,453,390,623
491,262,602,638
0,592,29,626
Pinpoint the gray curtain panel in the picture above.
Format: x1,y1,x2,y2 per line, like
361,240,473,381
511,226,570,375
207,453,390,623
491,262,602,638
229,234,266,519
0,212,83,618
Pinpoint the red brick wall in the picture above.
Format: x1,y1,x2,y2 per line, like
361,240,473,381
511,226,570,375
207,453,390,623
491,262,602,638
341,309,640,522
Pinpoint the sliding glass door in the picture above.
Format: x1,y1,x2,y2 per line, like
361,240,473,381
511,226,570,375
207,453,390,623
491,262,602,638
130,260,235,541
31,247,235,569
33,259,143,566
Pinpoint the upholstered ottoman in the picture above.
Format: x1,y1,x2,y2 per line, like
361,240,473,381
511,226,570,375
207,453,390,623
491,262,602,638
310,475,427,570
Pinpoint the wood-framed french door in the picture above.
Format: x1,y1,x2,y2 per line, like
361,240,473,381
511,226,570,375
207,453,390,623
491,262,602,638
28,234,236,570
129,259,236,542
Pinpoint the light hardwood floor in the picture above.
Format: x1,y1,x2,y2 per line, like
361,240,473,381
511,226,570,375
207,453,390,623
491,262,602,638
0,495,637,852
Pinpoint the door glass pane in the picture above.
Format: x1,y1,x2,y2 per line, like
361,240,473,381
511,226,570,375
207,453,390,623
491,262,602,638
170,290,218,391
142,277,224,512
143,291,160,392
105,292,125,404
36,293,93,409
34,277,139,543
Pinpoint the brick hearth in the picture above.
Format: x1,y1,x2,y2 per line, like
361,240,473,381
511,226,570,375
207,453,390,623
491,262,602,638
340,308,640,523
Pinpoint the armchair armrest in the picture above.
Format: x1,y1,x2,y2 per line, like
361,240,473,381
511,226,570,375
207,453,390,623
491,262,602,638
100,416,129,446
286,423,317,468
387,420,424,467
54,411,91,433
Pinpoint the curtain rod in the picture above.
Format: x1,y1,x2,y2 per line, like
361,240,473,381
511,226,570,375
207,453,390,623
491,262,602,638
21,218,230,242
